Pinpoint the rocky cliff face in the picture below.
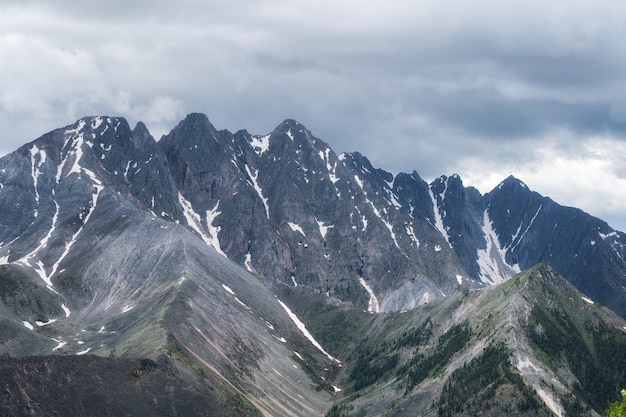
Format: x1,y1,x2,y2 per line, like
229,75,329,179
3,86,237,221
4,114,623,318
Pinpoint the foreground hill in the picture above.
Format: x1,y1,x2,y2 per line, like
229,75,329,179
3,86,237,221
291,264,626,416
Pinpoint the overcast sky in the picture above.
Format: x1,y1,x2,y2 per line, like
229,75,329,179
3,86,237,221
2,0,626,230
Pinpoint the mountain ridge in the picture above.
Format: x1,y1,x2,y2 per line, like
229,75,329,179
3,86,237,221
1,113,626,416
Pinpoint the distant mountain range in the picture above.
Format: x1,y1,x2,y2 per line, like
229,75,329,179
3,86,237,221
1,114,625,416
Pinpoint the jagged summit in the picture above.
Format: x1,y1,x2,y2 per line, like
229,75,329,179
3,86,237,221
496,174,528,189
341,151,394,183
274,118,306,132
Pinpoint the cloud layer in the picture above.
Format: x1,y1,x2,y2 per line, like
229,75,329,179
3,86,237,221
2,0,626,229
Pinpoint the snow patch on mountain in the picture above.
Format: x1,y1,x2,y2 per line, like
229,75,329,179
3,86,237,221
35,318,57,327
52,338,67,351
245,165,270,219
29,145,47,216
178,193,226,257
582,296,595,305
76,347,92,355
509,204,542,251
428,186,451,247
359,194,402,252
276,298,340,363
288,222,306,236
250,134,270,156
48,183,104,279
359,277,380,313
405,223,420,247
319,148,340,184
316,219,333,239
205,202,226,257
244,253,257,273
58,119,88,182
222,284,235,296
14,200,60,289
91,116,104,130
17,148,104,291
476,209,520,284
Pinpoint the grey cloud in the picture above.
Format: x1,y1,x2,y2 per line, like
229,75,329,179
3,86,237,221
2,0,626,229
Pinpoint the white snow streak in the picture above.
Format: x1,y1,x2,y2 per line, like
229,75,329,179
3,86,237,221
52,339,67,351
319,148,340,184
388,191,402,210
405,223,420,247
509,205,542,251
288,222,306,236
222,284,235,296
16,148,98,293
244,253,257,273
245,165,270,219
14,200,60,290
582,296,595,305
599,231,618,240
35,318,57,327
359,277,380,313
25,122,105,290
76,348,91,355
353,174,402,251
178,193,226,257
353,175,364,189
48,178,103,281
61,303,71,317
91,116,104,130
29,145,47,216
23,321,34,330
316,219,333,239
55,120,86,183
428,187,451,247
205,201,226,256
476,209,520,284
276,298,340,363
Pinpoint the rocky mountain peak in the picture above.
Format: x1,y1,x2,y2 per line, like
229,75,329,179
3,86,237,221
158,113,224,155
341,151,394,186
494,174,529,193
131,121,154,147
2,114,626,417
